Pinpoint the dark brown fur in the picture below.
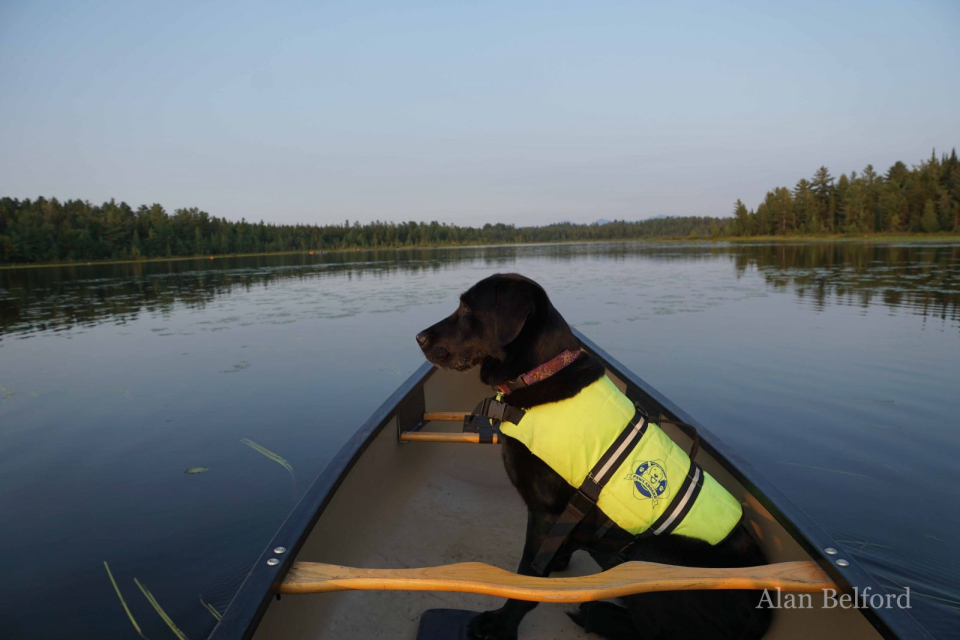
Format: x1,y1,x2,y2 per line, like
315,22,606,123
417,273,771,640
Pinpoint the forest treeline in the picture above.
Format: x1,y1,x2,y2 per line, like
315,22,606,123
729,149,959,236
1,149,957,264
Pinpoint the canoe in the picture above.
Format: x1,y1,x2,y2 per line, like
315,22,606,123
209,330,929,639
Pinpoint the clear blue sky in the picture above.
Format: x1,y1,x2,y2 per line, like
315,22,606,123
1,1,958,227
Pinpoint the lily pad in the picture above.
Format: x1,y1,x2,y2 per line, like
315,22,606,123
184,467,209,474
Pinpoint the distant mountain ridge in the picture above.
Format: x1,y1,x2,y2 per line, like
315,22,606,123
550,215,668,227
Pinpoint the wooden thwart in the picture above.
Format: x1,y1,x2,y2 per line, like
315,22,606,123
400,412,497,443
400,432,499,444
279,560,836,602
423,412,469,422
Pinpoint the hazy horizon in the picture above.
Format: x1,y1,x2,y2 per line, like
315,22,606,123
2,0,958,227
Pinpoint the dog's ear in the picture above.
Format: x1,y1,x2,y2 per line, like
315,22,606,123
494,281,535,346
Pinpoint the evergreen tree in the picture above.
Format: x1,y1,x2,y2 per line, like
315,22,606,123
861,165,881,231
921,200,940,232
811,166,835,231
834,174,851,232
733,199,751,236
879,182,906,232
793,179,819,232
773,187,794,234
942,149,960,231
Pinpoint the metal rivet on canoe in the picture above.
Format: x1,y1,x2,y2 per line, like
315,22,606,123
824,547,838,555
836,559,849,567
266,558,280,566
274,546,287,555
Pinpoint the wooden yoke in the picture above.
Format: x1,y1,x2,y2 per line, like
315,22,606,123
279,560,836,602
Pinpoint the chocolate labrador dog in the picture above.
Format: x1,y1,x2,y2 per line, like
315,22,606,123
416,273,770,640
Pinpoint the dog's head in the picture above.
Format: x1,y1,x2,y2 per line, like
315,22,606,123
416,273,574,381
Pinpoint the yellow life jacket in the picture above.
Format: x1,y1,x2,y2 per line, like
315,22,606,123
499,375,742,545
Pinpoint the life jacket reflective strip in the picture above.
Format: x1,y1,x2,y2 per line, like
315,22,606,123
499,375,742,545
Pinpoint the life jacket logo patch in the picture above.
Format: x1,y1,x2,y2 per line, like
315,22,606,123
626,460,669,507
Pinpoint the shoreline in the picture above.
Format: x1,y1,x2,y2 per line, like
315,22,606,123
2,233,959,270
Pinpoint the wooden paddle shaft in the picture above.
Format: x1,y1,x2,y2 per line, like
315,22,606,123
400,432,499,444
279,560,836,602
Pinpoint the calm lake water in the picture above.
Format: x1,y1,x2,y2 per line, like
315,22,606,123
2,241,959,639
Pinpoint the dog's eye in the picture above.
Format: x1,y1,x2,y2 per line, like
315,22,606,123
460,305,471,316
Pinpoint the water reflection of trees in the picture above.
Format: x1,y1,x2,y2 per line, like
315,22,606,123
732,243,960,322
0,250,450,338
2,242,958,339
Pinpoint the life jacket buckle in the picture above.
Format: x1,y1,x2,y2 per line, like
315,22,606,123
485,399,507,424
464,397,525,438
470,397,507,425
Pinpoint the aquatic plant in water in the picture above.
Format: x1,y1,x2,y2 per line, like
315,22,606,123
200,595,222,621
135,578,188,640
240,438,297,501
103,561,146,639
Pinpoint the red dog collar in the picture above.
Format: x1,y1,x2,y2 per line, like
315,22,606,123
495,348,584,395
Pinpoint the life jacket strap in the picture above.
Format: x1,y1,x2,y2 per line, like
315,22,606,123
586,410,649,488
530,488,597,575
648,460,705,536
615,460,706,560
656,412,701,461
530,409,648,576
593,517,617,542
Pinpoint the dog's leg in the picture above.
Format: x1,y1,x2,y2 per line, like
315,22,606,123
467,509,566,640
550,545,573,571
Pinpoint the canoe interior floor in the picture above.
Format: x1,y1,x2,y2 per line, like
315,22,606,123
251,368,881,640
254,416,589,638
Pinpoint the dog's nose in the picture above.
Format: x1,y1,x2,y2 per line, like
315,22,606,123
416,332,430,348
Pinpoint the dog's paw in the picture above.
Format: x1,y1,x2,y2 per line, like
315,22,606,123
467,609,519,640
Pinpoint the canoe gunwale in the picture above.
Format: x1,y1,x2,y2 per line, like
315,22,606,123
209,332,931,640
209,361,437,640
